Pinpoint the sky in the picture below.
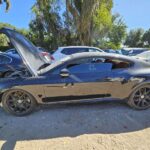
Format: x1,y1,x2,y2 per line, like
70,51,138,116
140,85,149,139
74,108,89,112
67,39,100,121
0,0,150,30
0,0,35,29
113,0,150,30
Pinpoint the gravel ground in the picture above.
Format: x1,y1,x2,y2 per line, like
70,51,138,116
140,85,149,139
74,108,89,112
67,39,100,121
0,100,150,150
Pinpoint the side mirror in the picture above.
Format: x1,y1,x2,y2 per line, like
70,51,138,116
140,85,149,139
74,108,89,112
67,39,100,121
60,69,70,78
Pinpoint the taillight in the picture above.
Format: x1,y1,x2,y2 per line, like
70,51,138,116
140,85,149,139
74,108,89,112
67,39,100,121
41,52,48,56
41,52,55,61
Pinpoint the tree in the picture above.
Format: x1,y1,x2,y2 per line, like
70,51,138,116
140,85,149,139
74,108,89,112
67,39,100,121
0,23,14,51
66,0,113,45
30,0,65,49
0,0,11,11
125,28,144,47
143,29,150,47
107,14,127,48
30,0,113,49
0,23,30,51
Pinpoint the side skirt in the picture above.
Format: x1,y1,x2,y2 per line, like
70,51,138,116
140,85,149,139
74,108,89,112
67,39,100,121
42,94,111,104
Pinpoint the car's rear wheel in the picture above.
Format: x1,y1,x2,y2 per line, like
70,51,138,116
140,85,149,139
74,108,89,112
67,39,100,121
128,85,150,110
2,89,37,116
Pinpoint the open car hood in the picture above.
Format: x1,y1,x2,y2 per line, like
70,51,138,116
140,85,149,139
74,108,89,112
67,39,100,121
0,28,46,76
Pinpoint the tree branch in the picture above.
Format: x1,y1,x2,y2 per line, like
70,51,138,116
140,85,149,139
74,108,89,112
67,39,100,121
0,0,11,12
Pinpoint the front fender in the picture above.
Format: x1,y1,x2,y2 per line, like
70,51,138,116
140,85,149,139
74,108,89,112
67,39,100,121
0,78,24,100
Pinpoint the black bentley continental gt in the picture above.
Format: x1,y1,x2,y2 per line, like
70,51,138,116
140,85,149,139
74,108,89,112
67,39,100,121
0,28,150,116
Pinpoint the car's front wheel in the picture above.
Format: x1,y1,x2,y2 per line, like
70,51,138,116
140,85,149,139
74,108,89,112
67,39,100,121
2,89,37,116
128,85,150,110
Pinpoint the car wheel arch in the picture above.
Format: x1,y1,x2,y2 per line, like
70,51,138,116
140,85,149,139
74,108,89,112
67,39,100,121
1,88,38,116
128,81,150,100
0,88,37,103
128,83,150,110
132,80,150,91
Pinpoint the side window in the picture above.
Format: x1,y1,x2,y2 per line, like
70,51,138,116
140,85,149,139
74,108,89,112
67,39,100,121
66,58,112,74
0,55,12,64
61,48,88,55
67,58,132,73
51,57,132,75
67,63,112,74
104,58,131,69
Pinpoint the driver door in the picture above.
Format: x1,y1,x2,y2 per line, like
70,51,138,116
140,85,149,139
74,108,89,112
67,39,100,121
43,57,113,103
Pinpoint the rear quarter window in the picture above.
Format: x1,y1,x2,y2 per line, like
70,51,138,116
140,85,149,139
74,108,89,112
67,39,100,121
105,59,133,69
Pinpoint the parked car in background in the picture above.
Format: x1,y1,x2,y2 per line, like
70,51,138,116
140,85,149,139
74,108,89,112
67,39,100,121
117,49,130,55
0,52,28,78
104,49,120,54
1,28,150,116
50,50,56,55
105,49,130,55
53,46,104,61
132,51,150,63
127,49,149,56
6,47,54,64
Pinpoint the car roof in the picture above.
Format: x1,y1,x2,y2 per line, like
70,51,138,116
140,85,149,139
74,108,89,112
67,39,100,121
69,52,148,63
123,48,149,51
38,52,150,74
58,46,102,50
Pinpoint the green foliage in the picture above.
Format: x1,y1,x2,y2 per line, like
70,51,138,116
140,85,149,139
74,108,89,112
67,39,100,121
0,23,30,51
143,29,150,47
108,14,127,48
93,39,120,49
66,0,113,45
0,23,15,50
105,42,120,49
29,0,65,50
29,0,114,48
0,1,129,50
93,0,113,32
93,14,126,49
0,34,8,46
125,28,145,47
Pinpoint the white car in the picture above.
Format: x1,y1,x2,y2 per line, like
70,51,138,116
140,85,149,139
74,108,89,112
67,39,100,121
53,46,104,61
132,51,150,63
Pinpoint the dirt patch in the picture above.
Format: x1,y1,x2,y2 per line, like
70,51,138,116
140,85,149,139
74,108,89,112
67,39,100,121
0,100,150,150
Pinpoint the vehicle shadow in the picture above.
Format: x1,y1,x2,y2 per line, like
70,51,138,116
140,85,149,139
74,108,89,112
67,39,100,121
0,100,150,150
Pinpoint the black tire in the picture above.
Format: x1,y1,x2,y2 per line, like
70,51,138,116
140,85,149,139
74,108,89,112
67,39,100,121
128,85,150,110
2,89,37,116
